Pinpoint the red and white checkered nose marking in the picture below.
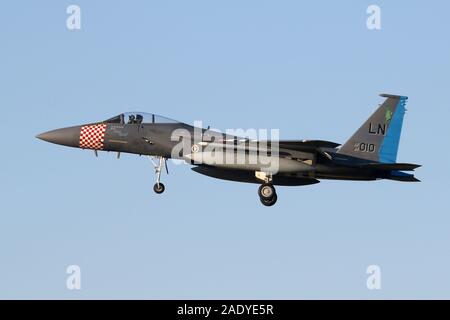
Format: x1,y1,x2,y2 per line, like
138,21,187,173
79,124,107,150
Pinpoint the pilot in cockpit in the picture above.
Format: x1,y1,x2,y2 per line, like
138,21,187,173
128,115,136,124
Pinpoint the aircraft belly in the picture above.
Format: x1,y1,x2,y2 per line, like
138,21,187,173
192,166,320,186
185,151,313,173
314,165,376,181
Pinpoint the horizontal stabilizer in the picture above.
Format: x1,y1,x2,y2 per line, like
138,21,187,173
388,175,421,182
386,170,421,182
357,163,421,171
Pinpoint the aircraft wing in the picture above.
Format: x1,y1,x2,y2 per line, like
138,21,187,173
278,140,340,151
251,139,340,152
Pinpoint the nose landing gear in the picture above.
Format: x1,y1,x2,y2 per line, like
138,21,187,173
153,182,165,194
150,156,168,194
258,183,277,206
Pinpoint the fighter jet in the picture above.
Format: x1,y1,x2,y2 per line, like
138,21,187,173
36,93,420,206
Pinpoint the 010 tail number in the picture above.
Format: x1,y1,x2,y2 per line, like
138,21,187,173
354,142,376,153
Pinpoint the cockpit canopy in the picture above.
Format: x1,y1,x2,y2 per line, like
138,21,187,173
104,112,180,125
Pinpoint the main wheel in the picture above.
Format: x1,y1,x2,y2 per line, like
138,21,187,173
153,183,165,194
260,193,277,206
258,183,276,200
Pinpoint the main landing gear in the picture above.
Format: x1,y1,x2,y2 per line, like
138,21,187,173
258,183,277,206
150,156,168,194
255,172,278,206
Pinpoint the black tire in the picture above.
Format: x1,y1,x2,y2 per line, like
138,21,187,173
260,193,277,206
258,183,276,200
153,183,165,194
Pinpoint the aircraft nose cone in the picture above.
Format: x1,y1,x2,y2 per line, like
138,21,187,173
36,126,81,148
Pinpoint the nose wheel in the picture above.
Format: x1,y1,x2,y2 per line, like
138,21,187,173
150,156,168,194
153,182,165,194
258,183,277,206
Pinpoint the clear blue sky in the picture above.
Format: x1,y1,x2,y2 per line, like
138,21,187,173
1,1,449,299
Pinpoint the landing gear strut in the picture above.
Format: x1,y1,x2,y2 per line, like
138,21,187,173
258,183,277,206
150,156,168,194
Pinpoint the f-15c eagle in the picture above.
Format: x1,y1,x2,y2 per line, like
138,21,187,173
36,93,420,206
